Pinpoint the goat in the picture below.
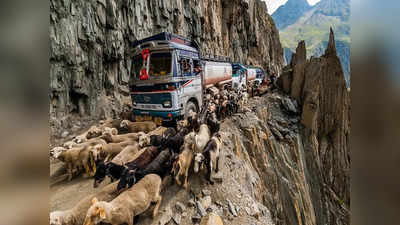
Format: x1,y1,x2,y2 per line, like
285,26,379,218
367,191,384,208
162,127,177,139
83,174,162,225
193,134,222,184
120,120,157,133
206,112,220,135
176,119,189,130
187,111,200,132
50,182,120,225
162,127,190,154
172,145,193,189
193,124,211,154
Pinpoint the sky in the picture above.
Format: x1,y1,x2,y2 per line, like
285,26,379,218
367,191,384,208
263,0,321,14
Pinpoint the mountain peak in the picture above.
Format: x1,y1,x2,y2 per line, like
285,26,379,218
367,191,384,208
271,0,312,30
324,27,337,56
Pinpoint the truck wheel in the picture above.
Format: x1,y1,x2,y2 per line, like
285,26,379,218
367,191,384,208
185,101,198,119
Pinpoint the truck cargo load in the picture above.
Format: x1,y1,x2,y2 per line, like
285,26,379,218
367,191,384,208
203,61,232,88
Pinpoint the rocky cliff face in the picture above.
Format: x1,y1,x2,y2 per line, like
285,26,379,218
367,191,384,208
272,29,350,225
49,0,284,138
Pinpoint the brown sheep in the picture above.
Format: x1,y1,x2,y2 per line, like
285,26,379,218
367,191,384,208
56,146,86,180
138,126,167,147
120,120,157,133
101,129,144,144
50,181,120,225
94,139,136,162
72,125,103,144
111,143,141,165
83,174,162,225
63,140,77,149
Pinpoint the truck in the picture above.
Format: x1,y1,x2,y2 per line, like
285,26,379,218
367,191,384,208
129,32,233,124
246,66,266,85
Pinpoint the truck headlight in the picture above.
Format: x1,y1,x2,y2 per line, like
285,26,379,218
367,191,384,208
163,100,172,108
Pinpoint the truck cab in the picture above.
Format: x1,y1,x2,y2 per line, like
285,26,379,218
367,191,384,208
231,63,247,90
129,32,202,124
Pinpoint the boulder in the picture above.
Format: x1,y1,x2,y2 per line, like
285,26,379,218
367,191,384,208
199,213,224,225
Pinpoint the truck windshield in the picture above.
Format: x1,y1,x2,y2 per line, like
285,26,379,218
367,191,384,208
149,52,172,77
131,54,144,80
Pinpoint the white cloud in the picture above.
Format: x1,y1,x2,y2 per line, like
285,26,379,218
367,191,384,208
262,0,321,14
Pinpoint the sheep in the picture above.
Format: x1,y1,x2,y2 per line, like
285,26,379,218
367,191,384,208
120,120,157,133
94,146,160,189
193,133,222,184
99,118,131,135
63,141,77,149
72,125,102,144
93,139,137,162
83,174,162,225
86,126,103,139
93,147,145,188
55,146,88,180
138,126,167,147
148,135,164,148
50,181,120,225
118,149,173,190
172,145,193,189
93,143,145,188
111,143,141,165
101,129,144,144
50,146,67,159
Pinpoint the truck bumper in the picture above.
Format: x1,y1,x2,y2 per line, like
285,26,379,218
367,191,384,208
132,109,181,121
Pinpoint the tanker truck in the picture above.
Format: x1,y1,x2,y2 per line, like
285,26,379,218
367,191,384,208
129,32,232,124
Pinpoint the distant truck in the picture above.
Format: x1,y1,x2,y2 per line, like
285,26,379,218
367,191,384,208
129,32,265,124
246,66,266,85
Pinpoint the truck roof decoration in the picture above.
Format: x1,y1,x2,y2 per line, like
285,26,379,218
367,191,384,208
132,32,198,49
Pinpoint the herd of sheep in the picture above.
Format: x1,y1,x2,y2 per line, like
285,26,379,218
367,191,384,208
50,86,252,225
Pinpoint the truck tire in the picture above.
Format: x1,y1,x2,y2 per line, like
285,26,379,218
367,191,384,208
185,101,198,119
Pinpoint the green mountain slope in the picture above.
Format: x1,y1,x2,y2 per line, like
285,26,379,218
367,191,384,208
277,0,350,84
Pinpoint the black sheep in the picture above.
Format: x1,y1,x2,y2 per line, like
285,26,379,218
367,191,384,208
93,162,126,188
150,135,164,147
118,150,173,191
